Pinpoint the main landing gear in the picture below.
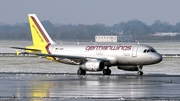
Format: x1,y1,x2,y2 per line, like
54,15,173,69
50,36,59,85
103,67,111,75
77,68,112,75
77,68,86,75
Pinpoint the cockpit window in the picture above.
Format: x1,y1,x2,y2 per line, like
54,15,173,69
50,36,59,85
143,49,147,53
143,49,156,53
151,49,156,52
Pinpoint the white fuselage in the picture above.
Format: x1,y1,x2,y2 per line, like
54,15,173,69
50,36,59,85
48,43,162,67
13,14,163,75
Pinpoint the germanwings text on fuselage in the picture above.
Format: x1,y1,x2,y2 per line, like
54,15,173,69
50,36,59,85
85,45,132,51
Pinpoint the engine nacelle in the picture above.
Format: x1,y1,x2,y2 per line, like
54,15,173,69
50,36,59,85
117,66,141,71
81,60,105,71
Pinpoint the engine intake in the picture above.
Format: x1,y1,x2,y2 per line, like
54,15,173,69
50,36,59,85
81,60,105,71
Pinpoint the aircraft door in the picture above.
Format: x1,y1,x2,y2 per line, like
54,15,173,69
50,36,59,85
50,46,54,53
132,46,138,57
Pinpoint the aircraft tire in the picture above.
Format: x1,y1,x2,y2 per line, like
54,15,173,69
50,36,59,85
103,69,111,75
138,71,143,76
77,68,86,75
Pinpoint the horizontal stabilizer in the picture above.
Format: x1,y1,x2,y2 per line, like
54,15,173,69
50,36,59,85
11,47,41,51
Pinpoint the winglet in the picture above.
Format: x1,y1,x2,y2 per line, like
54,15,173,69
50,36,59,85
16,50,21,56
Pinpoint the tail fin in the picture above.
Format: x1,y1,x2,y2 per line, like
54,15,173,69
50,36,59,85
28,14,55,46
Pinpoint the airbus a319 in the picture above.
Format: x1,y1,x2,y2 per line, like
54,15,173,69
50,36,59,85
11,14,163,75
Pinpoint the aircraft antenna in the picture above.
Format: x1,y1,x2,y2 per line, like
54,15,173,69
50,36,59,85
135,40,140,44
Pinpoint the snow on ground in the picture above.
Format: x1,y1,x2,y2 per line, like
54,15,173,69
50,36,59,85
0,56,179,75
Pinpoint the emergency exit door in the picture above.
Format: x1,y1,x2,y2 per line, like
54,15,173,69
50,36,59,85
132,46,138,57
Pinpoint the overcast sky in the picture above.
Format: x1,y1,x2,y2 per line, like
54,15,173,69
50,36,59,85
0,0,180,26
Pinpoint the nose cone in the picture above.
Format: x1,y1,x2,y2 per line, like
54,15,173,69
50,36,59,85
153,53,163,64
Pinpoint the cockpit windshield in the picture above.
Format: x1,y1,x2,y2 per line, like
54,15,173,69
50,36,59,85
143,49,156,53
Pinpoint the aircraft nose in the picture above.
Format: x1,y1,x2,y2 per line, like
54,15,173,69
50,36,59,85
153,53,163,63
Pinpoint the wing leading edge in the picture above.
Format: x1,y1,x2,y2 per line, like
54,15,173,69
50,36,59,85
26,52,108,62
11,47,108,64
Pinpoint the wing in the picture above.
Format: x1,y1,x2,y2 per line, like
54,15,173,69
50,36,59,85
27,52,108,61
28,52,109,65
11,47,109,65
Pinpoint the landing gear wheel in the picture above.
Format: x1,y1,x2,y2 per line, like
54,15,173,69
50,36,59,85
77,68,86,75
138,71,143,76
103,69,111,75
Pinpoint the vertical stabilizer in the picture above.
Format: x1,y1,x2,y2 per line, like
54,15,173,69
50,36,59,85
28,14,55,46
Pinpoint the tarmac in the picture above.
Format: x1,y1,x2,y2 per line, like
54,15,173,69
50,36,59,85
0,41,179,100
0,73,180,101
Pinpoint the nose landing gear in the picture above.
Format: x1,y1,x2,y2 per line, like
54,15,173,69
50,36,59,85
137,65,143,76
137,71,143,75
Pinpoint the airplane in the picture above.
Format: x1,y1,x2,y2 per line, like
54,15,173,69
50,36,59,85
11,14,163,75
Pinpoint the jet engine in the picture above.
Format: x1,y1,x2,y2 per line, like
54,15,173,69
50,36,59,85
81,60,105,71
117,66,141,71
